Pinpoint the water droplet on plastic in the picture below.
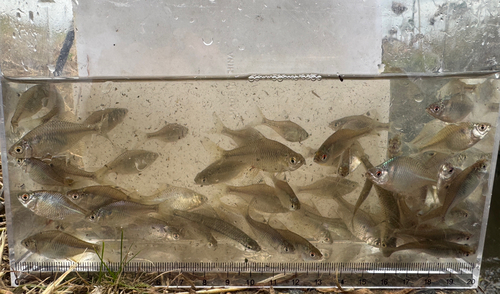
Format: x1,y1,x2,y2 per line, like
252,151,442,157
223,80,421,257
495,73,500,79
238,45,245,51
174,16,179,20
221,19,226,22
12,32,15,39
414,94,424,103
190,18,195,23
238,7,242,11
202,29,214,46
202,38,213,46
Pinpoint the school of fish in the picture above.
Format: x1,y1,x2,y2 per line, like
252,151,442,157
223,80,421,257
8,79,496,263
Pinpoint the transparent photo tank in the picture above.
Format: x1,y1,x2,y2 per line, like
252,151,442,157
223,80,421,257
1,0,500,290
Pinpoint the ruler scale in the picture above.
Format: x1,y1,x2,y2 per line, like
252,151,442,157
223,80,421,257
12,261,477,288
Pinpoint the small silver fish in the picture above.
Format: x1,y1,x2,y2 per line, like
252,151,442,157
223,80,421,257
146,123,188,143
202,137,305,173
173,210,261,251
411,150,452,176
123,217,183,242
48,157,97,180
275,209,333,244
275,228,323,261
418,122,491,152
22,230,99,260
212,112,265,146
436,163,462,203
18,190,88,220
224,184,292,213
441,159,489,219
382,240,475,258
97,150,159,176
314,128,372,165
241,204,295,254
333,195,381,247
426,93,474,123
87,201,159,227
366,156,437,195
9,121,101,159
256,107,309,142
11,84,51,130
194,159,249,185
270,175,301,211
329,112,390,132
66,185,131,211
135,184,207,210
337,140,364,177
17,158,75,186
83,108,128,134
294,177,359,199
395,226,472,242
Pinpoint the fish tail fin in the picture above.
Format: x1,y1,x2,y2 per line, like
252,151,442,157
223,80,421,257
94,166,112,185
487,102,499,112
130,130,148,149
200,137,226,159
250,106,266,126
211,112,227,135
380,246,396,257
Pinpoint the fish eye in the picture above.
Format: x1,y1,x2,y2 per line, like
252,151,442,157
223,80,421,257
381,242,387,248
448,167,454,174
173,233,180,240
16,158,22,164
321,154,328,161
284,246,289,252
479,124,487,131
21,193,29,201
14,146,23,153
310,252,316,257
433,105,440,112
290,157,297,164
375,170,383,177
89,214,96,220
71,194,79,200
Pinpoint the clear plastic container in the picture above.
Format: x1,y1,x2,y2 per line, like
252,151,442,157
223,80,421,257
1,0,500,289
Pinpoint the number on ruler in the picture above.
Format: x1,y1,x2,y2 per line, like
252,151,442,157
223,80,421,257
247,279,255,286
359,279,367,285
179,279,184,286
403,278,410,285
203,279,207,285
467,279,476,285
381,279,388,285
292,279,300,285
315,279,322,286
424,279,431,285
446,279,453,285
225,279,230,285
270,280,276,286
